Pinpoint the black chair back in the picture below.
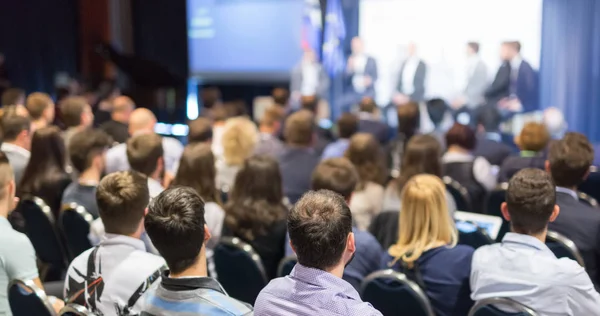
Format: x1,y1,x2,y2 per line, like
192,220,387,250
277,255,297,277
18,196,69,280
457,221,494,249
578,167,600,204
485,184,510,241
545,230,585,266
444,176,473,213
577,191,599,208
360,269,435,316
8,279,56,316
214,237,268,304
59,303,94,316
469,297,537,316
368,211,400,250
59,203,94,260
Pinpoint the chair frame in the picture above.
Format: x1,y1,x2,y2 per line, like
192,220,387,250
546,230,585,266
276,254,298,277
8,279,58,316
360,269,435,316
59,303,94,316
217,237,268,283
577,191,599,208
443,176,473,212
60,203,94,225
468,297,537,316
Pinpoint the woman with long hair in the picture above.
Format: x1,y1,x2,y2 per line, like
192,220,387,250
383,174,473,316
344,133,386,230
216,116,258,192
223,155,287,279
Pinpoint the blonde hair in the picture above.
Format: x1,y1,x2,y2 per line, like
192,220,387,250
222,117,258,166
388,174,457,267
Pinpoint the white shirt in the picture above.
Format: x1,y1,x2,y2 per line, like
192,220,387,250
147,178,164,199
352,54,368,93
510,55,523,80
0,142,30,159
442,151,498,191
401,57,420,95
301,63,319,96
471,233,600,315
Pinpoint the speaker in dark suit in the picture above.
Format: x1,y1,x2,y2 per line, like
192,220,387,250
394,42,427,104
341,37,378,111
484,61,511,107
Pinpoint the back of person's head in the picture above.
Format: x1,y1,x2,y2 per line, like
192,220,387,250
221,116,258,166
542,107,566,138
97,171,149,236
426,98,449,127
128,108,157,135
172,143,219,203
359,97,377,114
210,104,229,123
504,168,557,235
467,42,480,54
112,96,135,117
300,95,319,114
225,155,286,240
516,122,550,152
126,133,163,177
510,41,522,53
337,113,358,139
547,132,594,188
389,174,456,266
397,102,420,137
0,152,15,205
345,133,385,189
187,117,213,144
311,158,359,201
289,190,353,270
476,106,502,132
224,100,247,117
446,123,476,151
284,109,314,146
272,88,290,107
200,87,222,109
68,129,111,174
146,187,207,274
1,88,25,107
395,134,443,193
19,126,66,192
61,96,92,128
25,92,54,121
1,114,31,143
260,106,284,130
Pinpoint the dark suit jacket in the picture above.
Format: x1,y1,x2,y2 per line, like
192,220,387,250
344,56,378,97
498,154,546,183
485,61,511,106
396,60,427,102
358,118,391,144
473,134,514,166
549,191,600,288
99,120,129,144
515,60,539,112
277,146,320,204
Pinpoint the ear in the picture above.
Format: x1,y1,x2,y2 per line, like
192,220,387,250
144,207,149,216
346,232,356,254
203,224,211,242
544,160,551,173
500,202,511,222
548,205,560,223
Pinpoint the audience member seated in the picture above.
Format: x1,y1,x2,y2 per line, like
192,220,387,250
498,122,549,182
222,156,287,280
105,108,183,175
142,187,253,315
200,87,223,110
25,92,54,130
277,110,320,204
1,88,25,107
255,106,285,157
18,126,71,217
322,113,358,160
387,102,419,177
546,132,600,288
311,158,383,290
62,130,111,219
60,96,94,148
187,117,213,145
216,117,258,191
357,98,390,144
442,123,496,210
0,115,32,186
255,190,383,316
472,105,513,166
470,168,600,314
127,133,165,198
99,96,135,144
92,80,121,127
0,103,29,121
383,174,474,316
300,95,333,155
422,98,454,146
0,153,64,315
64,171,166,315
345,133,385,230
171,143,224,249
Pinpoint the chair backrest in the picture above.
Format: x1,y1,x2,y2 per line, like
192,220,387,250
213,237,268,304
277,254,297,278
444,176,473,213
457,221,494,249
59,303,94,316
360,269,435,316
485,183,510,241
59,203,93,260
578,167,600,204
577,191,599,208
8,279,57,316
469,297,537,316
545,230,585,266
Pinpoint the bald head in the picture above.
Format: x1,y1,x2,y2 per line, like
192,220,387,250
129,108,157,136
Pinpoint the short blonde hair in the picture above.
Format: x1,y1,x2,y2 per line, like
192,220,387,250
221,117,258,166
388,174,457,267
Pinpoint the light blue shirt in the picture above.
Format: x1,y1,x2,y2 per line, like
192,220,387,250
556,186,578,201
105,136,184,175
321,139,350,160
471,233,600,315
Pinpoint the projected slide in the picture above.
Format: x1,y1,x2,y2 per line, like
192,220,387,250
359,0,542,105
187,0,305,81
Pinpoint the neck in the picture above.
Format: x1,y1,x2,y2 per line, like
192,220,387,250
0,201,9,219
259,125,275,135
32,119,47,129
79,168,101,183
149,168,162,181
112,113,128,124
170,248,208,278
531,230,547,243
325,263,345,278
447,145,470,154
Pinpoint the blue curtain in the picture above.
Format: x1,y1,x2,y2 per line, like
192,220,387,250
540,0,600,142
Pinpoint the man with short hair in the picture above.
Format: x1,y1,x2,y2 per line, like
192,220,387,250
62,130,112,219
64,171,166,316
1,88,25,107
472,105,514,166
255,105,285,157
470,168,600,314
546,132,600,288
100,95,135,144
25,92,55,130
61,96,94,148
357,97,389,144
0,115,32,185
255,190,382,315
142,187,253,315
451,42,488,111
187,117,213,144
127,133,165,198
394,41,427,104
321,113,358,160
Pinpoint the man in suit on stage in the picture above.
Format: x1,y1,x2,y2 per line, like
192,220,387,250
290,48,330,109
393,42,427,105
452,42,488,113
342,37,378,111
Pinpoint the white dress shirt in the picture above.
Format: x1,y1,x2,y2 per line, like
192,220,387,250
442,151,498,191
471,233,600,315
352,54,368,93
401,57,420,95
301,63,319,96
510,55,523,81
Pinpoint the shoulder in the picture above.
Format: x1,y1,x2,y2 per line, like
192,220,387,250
354,229,381,248
205,289,254,315
107,143,126,156
162,136,183,150
3,228,34,252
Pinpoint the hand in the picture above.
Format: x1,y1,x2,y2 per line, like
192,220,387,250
506,98,523,111
162,172,175,189
393,93,409,105
363,76,372,87
451,97,466,109
497,97,510,109
48,296,65,313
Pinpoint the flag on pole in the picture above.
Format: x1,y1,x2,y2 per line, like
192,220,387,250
322,0,346,76
301,0,323,55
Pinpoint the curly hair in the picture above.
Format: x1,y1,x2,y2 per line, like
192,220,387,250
221,117,258,166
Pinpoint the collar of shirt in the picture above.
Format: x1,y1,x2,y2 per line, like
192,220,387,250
100,233,146,252
291,264,361,301
511,55,523,71
160,270,226,293
485,132,502,142
442,151,474,163
520,150,537,157
556,186,578,200
0,142,31,158
501,233,555,257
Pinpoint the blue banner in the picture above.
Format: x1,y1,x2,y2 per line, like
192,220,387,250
322,0,346,76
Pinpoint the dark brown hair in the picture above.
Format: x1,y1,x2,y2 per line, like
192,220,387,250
19,126,66,195
126,133,163,176
61,96,89,128
446,123,476,150
1,88,25,107
68,129,112,173
548,132,594,188
397,102,420,137
345,133,386,190
1,115,30,141
311,158,359,200
187,117,213,144
467,42,480,53
359,97,377,113
337,113,358,139
394,134,442,194
284,110,314,146
172,143,220,204
25,92,53,120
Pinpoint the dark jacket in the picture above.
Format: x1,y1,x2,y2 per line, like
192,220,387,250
396,60,427,102
498,153,546,183
277,146,320,204
473,134,514,166
359,118,390,144
100,120,129,144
